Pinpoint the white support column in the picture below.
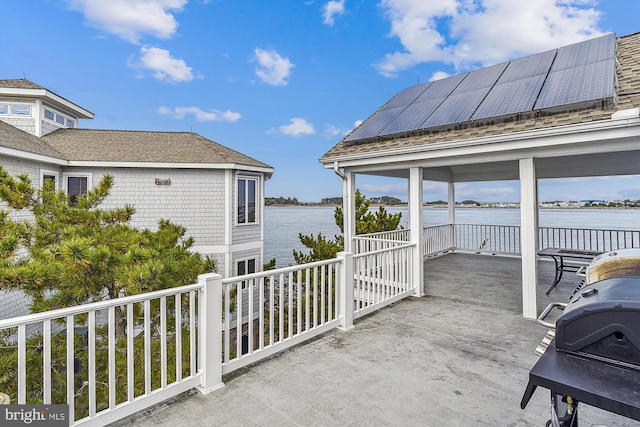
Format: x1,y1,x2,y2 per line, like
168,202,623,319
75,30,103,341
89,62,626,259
337,251,354,331
343,171,356,253
198,273,225,394
448,181,456,251
520,158,539,319
409,167,425,297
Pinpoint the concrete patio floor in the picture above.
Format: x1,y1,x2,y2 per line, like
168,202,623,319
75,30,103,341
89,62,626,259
112,253,638,427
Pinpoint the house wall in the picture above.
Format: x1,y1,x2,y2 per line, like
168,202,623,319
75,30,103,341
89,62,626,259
68,167,226,241
61,167,267,278
0,155,62,221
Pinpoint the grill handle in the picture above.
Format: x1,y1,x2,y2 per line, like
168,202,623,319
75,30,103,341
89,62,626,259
537,302,567,329
576,265,587,277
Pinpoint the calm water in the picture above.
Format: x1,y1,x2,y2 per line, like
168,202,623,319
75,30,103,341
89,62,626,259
265,206,640,267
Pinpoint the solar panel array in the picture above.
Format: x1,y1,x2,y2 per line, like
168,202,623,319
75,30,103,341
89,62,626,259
345,33,616,143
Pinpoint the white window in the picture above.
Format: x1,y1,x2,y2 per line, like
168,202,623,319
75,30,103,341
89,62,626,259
40,170,59,190
0,104,7,115
11,105,30,115
237,177,258,225
44,108,75,128
64,174,91,206
237,258,256,290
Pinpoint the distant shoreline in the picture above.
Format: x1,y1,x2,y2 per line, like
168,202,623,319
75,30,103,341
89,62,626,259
266,204,640,210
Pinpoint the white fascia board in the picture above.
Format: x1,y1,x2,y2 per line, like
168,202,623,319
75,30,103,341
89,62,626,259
323,116,640,169
0,88,93,119
67,160,274,174
0,146,67,166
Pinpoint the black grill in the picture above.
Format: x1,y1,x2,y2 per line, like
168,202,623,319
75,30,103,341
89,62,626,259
521,249,640,426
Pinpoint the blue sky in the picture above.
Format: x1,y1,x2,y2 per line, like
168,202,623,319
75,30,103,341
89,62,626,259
1,0,639,203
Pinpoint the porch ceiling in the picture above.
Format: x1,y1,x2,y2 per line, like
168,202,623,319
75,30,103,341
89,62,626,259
352,147,640,183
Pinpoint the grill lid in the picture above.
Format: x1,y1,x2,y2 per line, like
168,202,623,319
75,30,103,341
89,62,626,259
555,276,640,367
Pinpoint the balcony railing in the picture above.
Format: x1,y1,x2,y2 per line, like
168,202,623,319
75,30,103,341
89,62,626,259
3,222,638,425
0,243,416,426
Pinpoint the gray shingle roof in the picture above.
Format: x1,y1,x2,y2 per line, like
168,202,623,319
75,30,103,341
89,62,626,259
321,32,640,162
0,120,65,158
0,79,45,90
41,128,272,169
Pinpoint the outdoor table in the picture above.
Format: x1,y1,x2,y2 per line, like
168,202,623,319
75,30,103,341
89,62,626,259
537,248,603,294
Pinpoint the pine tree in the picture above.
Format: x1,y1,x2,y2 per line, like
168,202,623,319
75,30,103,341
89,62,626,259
293,189,402,263
0,168,215,336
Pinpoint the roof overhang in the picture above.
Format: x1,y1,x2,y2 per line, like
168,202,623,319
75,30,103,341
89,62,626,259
0,87,94,119
0,145,67,166
67,160,274,176
322,110,640,183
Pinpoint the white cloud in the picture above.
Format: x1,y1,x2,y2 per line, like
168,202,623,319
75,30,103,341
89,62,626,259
253,48,295,86
273,118,315,136
324,123,352,138
129,47,193,83
158,106,241,122
376,0,604,77
429,71,450,81
360,183,407,196
67,0,186,44
322,0,345,26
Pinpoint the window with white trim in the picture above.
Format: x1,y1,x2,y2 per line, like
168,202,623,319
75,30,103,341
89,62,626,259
237,258,256,290
0,103,33,116
43,107,76,128
237,177,258,225
41,170,59,190
66,175,89,206
11,105,31,115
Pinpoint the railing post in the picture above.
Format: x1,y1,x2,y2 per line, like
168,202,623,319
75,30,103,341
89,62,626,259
198,273,225,394
337,251,354,331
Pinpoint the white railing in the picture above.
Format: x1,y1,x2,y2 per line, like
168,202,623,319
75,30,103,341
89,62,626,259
454,224,522,255
0,244,417,425
423,224,454,256
220,258,343,374
353,229,410,253
0,282,204,426
538,226,640,252
353,243,415,319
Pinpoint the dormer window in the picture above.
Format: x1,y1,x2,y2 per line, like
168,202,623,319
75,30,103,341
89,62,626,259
0,103,32,116
10,105,30,115
43,107,76,128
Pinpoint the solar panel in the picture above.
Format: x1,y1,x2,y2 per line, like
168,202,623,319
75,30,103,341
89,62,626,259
550,33,616,72
421,87,491,128
381,97,445,135
345,33,616,144
381,82,432,110
345,106,405,142
472,74,547,120
452,62,508,93
498,49,556,83
415,73,468,100
534,59,615,110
